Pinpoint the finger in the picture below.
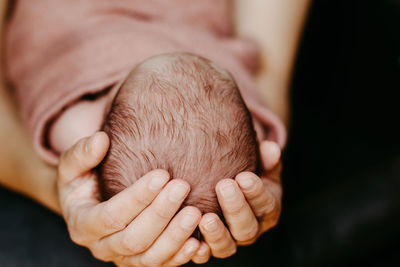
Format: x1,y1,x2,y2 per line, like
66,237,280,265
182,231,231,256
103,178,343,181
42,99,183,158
191,242,211,264
81,169,170,237
139,206,201,266
260,140,281,171
258,179,282,234
58,131,109,185
165,238,200,266
216,179,259,243
95,179,190,257
199,213,237,259
236,172,276,218
236,172,281,234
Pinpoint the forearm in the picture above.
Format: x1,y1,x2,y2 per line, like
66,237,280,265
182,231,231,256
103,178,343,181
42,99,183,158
234,0,312,126
0,89,61,214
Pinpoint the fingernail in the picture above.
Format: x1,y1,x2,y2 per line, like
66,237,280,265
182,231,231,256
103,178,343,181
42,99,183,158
169,183,189,203
237,175,254,190
203,219,219,233
180,213,198,230
220,181,236,200
148,174,169,192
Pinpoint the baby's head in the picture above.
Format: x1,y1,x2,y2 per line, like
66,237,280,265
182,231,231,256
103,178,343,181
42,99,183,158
98,53,261,216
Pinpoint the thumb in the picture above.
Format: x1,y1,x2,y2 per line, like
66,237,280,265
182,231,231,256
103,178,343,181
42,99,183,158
260,140,281,171
58,131,109,185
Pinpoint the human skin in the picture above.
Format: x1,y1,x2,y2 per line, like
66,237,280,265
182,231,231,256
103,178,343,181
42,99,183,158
234,0,312,126
48,54,278,265
0,0,60,213
57,132,282,266
0,56,281,265
0,0,310,265
199,0,312,254
48,52,268,156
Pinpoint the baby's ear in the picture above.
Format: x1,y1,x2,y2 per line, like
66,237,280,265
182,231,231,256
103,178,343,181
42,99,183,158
253,118,267,143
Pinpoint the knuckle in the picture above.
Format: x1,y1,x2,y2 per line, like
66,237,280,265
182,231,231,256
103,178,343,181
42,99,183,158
255,196,277,217
140,255,163,267
167,230,181,244
193,259,209,265
100,206,125,231
246,182,264,200
133,191,153,207
91,251,103,261
254,208,267,218
66,212,79,229
70,145,82,162
265,194,277,211
67,216,85,245
121,236,146,255
118,256,138,267
208,230,226,244
233,224,259,243
153,205,172,220
193,257,209,265
214,246,237,259
90,247,108,262
69,230,86,246
225,201,247,217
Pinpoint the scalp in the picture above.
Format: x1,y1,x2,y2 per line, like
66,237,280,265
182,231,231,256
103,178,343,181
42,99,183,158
98,53,261,216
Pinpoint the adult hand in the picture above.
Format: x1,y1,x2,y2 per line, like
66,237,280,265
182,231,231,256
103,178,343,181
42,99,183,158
57,132,202,266
194,140,282,259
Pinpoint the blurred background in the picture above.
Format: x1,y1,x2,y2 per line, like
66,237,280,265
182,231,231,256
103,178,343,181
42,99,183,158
1,0,399,266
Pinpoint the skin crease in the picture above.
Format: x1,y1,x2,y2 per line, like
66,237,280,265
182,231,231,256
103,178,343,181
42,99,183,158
50,94,267,153
49,55,268,154
56,132,282,266
50,55,279,266
0,0,311,265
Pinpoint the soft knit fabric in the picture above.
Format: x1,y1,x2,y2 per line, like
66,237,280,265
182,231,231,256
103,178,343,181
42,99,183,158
5,0,286,164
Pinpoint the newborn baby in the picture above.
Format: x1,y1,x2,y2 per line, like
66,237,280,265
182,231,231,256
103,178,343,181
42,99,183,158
97,53,261,216
5,0,286,217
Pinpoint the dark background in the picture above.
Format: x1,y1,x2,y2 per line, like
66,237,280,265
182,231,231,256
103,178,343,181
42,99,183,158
1,0,399,266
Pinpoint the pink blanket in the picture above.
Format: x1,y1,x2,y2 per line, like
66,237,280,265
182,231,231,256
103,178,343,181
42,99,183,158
5,0,286,164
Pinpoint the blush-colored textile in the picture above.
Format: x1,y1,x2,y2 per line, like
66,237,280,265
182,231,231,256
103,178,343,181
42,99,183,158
5,0,286,164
